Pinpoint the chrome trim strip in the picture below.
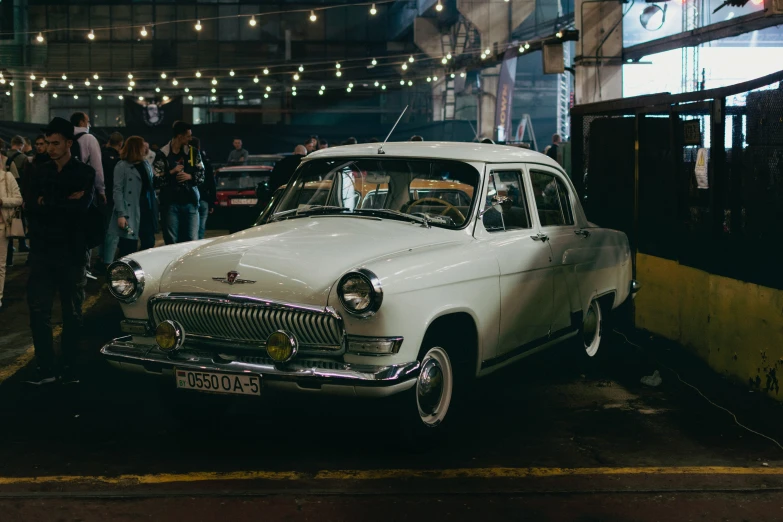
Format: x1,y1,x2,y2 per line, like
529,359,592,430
346,335,404,356
108,259,145,303
101,337,419,386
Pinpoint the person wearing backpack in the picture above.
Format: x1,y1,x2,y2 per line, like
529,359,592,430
70,112,106,280
4,135,29,265
24,117,96,385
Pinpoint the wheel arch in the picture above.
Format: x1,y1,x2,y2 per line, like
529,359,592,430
420,311,480,379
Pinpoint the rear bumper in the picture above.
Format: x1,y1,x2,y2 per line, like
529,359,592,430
101,336,419,398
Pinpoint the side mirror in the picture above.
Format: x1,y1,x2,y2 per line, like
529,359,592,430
480,195,510,217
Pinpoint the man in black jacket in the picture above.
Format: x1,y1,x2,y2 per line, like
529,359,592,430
24,117,96,385
152,121,205,244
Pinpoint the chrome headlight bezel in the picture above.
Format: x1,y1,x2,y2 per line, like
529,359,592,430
337,268,383,318
107,259,145,303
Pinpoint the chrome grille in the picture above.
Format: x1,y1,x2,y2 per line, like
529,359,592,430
150,294,344,350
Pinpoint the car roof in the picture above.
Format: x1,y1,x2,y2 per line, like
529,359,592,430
302,141,563,170
247,154,284,159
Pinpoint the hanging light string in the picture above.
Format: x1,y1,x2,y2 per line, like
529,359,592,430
0,0,397,38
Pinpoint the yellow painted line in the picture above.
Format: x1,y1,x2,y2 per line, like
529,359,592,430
0,467,782,487
0,290,104,385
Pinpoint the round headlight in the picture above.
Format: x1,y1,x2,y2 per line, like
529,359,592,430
156,320,184,351
108,260,144,303
266,330,298,363
337,269,383,317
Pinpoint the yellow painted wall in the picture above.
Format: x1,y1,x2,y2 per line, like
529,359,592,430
635,253,783,399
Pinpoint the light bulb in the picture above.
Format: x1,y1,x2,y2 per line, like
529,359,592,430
298,65,304,72
30,74,36,80
140,26,147,37
381,84,386,90
128,73,133,79
446,52,452,59
433,76,438,81
211,88,216,93
293,73,300,81
441,57,447,64
53,93,58,98
211,96,216,101
253,76,259,83
62,74,67,80
427,77,432,82
320,85,326,90
292,86,296,91
212,78,218,85
408,80,413,86
36,32,44,43
336,71,342,77
266,86,271,92
371,58,377,66
0,79,4,85
309,10,317,22
436,1,443,12
29,92,34,97
402,63,408,71
40,81,46,88
87,29,95,40
485,47,491,55
195,70,202,78
128,86,132,91
400,80,405,85
163,95,169,101
336,62,341,69
292,91,297,96
525,42,530,49
97,95,102,100
161,72,167,79
519,46,524,53
264,93,269,98
138,96,143,101
98,85,103,90
93,73,99,80
374,81,379,87
73,94,78,99
68,84,74,90
346,87,351,92
263,68,269,75
409,55,415,63
184,88,189,93
155,87,160,93
129,81,135,86
348,82,354,88
195,20,202,31
229,70,235,77
460,72,466,77
249,16,257,27
85,79,90,86
172,79,178,86
450,73,455,78
237,88,242,93
556,31,563,38
239,94,244,100
119,95,123,99
188,95,193,101
8,81,13,86
319,90,323,95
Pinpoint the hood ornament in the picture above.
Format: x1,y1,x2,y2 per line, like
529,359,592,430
212,271,256,285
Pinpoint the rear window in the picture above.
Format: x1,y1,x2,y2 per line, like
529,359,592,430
217,170,270,190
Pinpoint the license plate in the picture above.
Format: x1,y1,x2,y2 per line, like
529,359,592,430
232,198,258,205
176,370,261,396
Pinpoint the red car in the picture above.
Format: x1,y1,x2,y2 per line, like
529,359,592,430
214,165,275,232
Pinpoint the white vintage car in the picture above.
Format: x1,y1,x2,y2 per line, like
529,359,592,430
103,142,638,434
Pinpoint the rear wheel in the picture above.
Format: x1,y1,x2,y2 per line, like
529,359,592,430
582,298,603,358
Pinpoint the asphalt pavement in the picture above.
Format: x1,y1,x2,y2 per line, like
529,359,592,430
1,234,783,521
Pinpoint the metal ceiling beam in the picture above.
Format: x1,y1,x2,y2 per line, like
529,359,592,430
623,10,783,62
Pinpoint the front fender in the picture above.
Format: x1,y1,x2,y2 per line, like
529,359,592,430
117,239,216,319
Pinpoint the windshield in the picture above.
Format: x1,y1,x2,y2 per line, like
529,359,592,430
217,169,270,191
272,158,480,229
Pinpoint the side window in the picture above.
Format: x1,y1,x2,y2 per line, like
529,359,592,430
482,170,531,232
530,171,575,227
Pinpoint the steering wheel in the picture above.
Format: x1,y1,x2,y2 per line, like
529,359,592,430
405,197,466,222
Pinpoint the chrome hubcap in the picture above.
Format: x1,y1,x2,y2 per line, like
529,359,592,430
417,359,444,416
583,301,602,357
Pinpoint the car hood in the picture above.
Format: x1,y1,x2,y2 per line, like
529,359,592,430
159,216,463,306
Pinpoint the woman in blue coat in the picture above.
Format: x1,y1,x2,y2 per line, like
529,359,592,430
109,136,159,257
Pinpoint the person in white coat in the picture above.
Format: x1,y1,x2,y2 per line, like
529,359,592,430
0,166,23,311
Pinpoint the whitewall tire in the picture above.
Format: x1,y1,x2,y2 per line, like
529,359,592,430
583,298,603,358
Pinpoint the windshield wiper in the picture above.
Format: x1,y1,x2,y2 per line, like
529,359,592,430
352,208,430,228
271,205,351,221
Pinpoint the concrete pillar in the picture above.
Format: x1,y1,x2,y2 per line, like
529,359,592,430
11,72,27,123
574,0,623,104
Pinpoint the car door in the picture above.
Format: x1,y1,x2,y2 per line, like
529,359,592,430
475,166,554,368
528,167,585,337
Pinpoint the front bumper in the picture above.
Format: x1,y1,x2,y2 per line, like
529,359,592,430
101,336,419,398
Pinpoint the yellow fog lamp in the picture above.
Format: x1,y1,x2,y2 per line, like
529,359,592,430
266,330,298,363
156,320,185,351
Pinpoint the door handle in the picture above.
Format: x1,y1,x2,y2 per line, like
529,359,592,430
575,229,591,238
532,233,549,242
